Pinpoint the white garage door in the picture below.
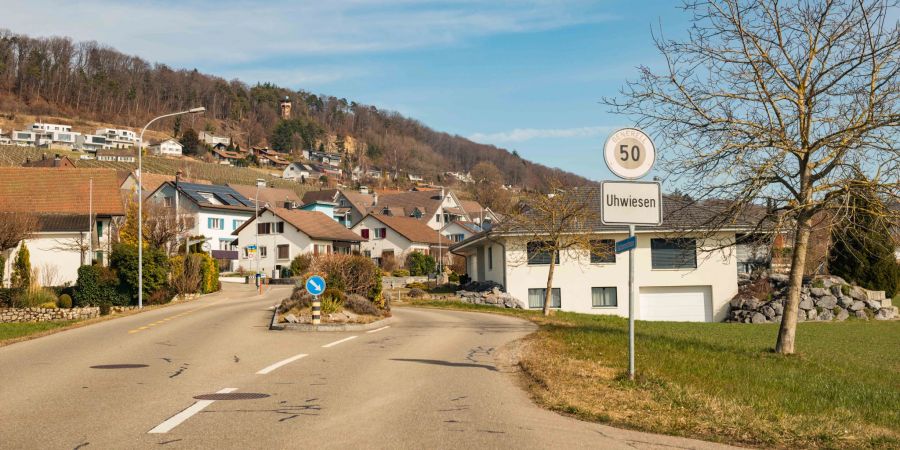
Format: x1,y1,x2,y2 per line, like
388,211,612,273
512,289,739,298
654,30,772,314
639,286,712,322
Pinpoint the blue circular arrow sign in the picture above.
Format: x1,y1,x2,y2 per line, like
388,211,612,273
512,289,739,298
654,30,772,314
305,275,326,296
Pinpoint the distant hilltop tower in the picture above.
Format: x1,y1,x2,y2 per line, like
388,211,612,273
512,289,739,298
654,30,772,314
280,96,292,119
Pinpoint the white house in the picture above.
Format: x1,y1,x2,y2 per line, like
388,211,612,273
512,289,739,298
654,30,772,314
199,131,231,146
441,220,482,243
76,134,109,152
233,207,362,277
30,122,72,133
96,128,137,148
0,168,125,286
147,181,256,270
372,188,478,231
149,138,183,157
96,149,136,162
450,192,753,322
283,162,312,182
352,214,446,266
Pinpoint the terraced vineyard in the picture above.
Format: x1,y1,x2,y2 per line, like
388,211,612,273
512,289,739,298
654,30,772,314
0,145,315,196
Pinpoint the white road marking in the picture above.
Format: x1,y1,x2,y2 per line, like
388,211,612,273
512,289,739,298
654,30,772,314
322,336,358,348
255,353,308,375
366,326,391,334
148,388,237,434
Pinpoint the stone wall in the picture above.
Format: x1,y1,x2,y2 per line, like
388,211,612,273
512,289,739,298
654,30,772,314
382,276,429,289
728,273,896,323
0,306,99,323
456,281,525,309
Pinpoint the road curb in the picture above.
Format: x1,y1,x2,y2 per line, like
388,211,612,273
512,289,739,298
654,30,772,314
269,309,394,332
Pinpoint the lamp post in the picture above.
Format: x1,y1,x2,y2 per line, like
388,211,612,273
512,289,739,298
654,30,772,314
137,107,205,309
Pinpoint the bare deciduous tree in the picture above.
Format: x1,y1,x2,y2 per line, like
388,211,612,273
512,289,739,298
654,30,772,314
503,182,600,316
144,200,192,252
604,0,899,353
0,212,37,288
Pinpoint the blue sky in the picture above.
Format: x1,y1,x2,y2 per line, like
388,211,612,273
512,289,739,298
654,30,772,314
1,0,693,181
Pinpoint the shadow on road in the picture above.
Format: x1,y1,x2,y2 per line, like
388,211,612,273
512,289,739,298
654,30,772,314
390,358,497,371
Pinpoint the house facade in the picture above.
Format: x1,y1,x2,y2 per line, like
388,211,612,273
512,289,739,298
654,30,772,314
441,221,482,243
199,131,231,146
351,214,446,266
233,207,362,277
450,194,751,322
96,128,137,148
149,138,183,157
96,149,136,162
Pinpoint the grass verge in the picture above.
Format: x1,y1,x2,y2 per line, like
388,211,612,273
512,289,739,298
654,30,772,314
407,300,900,448
0,321,78,343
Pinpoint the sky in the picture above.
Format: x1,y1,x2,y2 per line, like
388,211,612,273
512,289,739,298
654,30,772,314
0,0,694,182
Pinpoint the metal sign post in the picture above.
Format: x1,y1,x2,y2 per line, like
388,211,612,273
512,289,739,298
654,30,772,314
305,275,326,325
602,127,661,381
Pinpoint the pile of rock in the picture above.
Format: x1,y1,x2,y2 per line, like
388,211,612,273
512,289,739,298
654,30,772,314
728,273,896,323
456,281,525,309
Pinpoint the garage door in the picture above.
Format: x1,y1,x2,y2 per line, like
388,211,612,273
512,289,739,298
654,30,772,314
639,286,712,322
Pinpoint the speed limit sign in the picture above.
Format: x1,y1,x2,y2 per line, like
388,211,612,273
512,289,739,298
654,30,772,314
603,128,656,179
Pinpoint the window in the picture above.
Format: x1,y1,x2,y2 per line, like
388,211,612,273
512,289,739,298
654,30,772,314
96,221,103,238
259,246,267,258
451,233,465,243
592,287,617,308
233,219,244,230
527,241,558,265
528,288,561,309
488,246,493,270
257,222,271,234
590,239,616,264
276,244,289,260
314,244,331,255
208,218,224,230
651,238,697,269
276,222,285,233
198,192,224,205
163,197,174,208
360,228,370,239
373,228,387,239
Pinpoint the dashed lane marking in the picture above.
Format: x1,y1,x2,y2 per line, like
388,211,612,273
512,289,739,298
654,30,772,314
148,388,237,434
322,336,358,348
366,326,391,334
256,353,308,375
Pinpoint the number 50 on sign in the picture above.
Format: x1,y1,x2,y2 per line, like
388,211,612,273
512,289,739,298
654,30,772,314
603,128,656,180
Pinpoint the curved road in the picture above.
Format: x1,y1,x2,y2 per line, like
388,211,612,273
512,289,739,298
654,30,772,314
0,283,732,449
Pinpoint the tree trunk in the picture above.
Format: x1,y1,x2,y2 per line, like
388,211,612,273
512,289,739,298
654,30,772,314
543,256,556,316
775,214,812,354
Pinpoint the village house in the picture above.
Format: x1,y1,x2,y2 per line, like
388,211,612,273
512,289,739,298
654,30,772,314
441,220,482,243
148,138,184,157
302,188,377,228
147,181,255,270
372,188,476,231
76,134,109,152
96,149,136,162
211,147,246,165
233,207,362,277
199,131,231,147
352,213,448,267
22,154,77,168
227,183,303,210
0,168,125,286
450,191,754,322
95,128,137,149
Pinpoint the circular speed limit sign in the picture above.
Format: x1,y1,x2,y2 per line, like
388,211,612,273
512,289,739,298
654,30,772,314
603,128,656,179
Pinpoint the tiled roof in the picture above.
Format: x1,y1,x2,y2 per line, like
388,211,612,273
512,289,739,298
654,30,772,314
302,189,338,204
36,214,90,232
236,207,361,242
22,155,77,168
449,220,482,234
338,190,376,215
172,182,255,211
459,199,485,215
139,173,210,193
372,189,445,219
0,168,125,216
228,184,302,207
366,214,445,245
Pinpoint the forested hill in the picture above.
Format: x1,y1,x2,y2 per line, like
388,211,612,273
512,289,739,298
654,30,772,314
0,30,590,188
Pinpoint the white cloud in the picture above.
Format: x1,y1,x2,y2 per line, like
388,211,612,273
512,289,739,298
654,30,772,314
0,0,618,66
469,125,614,143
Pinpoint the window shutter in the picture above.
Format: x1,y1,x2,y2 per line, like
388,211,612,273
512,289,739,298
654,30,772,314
361,229,369,239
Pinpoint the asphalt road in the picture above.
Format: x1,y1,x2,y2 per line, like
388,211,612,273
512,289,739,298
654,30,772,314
0,283,734,449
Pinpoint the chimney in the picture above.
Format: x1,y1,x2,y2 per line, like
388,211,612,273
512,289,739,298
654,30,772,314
372,192,378,206
175,170,183,184
359,185,369,195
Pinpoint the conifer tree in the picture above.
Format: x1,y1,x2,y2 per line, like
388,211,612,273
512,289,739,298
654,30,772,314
11,243,31,290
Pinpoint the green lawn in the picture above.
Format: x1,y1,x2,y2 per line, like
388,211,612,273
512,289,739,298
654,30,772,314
409,301,900,448
0,321,78,343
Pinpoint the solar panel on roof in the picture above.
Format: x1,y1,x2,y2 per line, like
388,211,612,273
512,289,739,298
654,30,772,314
177,182,255,207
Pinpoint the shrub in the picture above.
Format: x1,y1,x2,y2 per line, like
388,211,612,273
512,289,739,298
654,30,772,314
57,294,73,308
39,301,58,309
344,294,378,316
380,253,399,272
111,243,170,302
321,288,345,315
405,252,436,276
11,243,31,290
99,303,111,316
448,272,460,283
841,284,851,296
74,265,129,307
407,288,427,298
310,254,382,301
16,287,58,308
198,253,220,294
290,253,313,277
406,282,427,290
170,254,202,296
148,286,173,305
392,269,410,277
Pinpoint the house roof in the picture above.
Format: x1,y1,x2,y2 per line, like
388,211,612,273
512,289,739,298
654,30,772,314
234,207,362,242
446,220,482,234
227,184,302,207
363,214,445,245
302,189,339,204
0,168,125,216
138,172,211,194
338,190,376,215
36,214,91,232
372,189,446,219
149,138,182,148
163,181,256,211
458,199,485,215
22,155,77,168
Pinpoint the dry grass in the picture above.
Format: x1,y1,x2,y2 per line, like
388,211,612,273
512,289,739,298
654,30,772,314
408,300,900,449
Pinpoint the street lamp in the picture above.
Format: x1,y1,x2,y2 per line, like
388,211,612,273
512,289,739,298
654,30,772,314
137,107,205,309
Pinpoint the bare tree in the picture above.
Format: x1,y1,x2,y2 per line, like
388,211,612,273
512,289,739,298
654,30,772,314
604,0,899,353
0,212,37,288
39,263,60,287
53,233,90,266
143,200,192,252
502,182,600,316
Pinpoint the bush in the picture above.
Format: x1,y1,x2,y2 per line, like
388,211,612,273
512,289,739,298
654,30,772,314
110,244,170,302
16,287,58,308
448,272,460,283
39,301,58,309
99,303,111,316
170,254,202,296
310,254,382,301
344,294,378,316
381,253,399,272
392,269,410,277
57,294,73,308
290,253,313,277
11,243,31,290
405,252,436,276
198,253,220,294
406,282,427,289
74,265,129,307
407,288,427,298
321,288,345,315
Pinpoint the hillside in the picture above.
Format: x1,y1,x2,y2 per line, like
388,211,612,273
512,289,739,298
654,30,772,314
0,30,590,189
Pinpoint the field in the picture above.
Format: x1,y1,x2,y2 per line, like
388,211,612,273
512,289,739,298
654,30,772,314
408,301,900,448
0,145,317,197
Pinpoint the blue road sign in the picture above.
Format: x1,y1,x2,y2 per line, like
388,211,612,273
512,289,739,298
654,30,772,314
305,275,326,296
615,236,637,254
